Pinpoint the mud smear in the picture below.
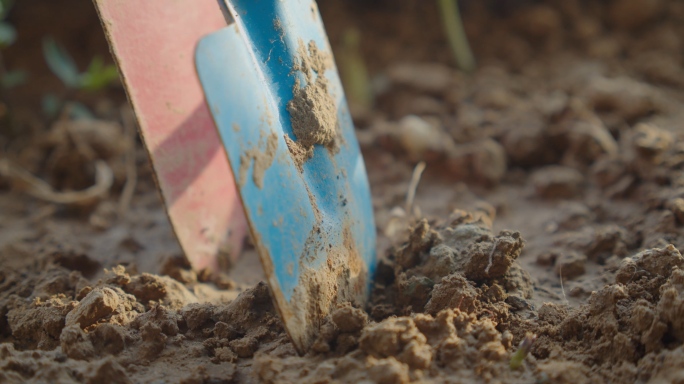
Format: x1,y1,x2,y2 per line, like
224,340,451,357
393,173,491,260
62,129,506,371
285,225,367,354
238,131,279,189
283,135,312,173
286,39,339,166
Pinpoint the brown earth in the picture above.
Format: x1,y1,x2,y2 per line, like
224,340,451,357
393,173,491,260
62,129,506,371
1,0,684,383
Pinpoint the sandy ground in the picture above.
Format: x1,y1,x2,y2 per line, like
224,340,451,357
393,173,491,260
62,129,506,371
1,0,684,383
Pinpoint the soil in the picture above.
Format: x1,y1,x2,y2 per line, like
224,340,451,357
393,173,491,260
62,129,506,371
2,0,684,383
287,40,339,154
238,131,279,189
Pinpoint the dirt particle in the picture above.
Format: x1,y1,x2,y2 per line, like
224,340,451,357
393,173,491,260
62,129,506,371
213,347,237,363
425,273,479,315
555,251,587,280
91,323,126,355
447,138,507,186
131,305,180,336
229,336,259,358
632,124,672,158
60,324,95,360
658,268,684,341
359,317,432,369
65,287,120,329
538,360,591,384
450,229,525,282
124,273,166,303
213,321,240,341
331,302,368,333
585,76,657,122
180,303,215,332
667,198,684,225
616,245,684,286
531,165,585,199
396,115,452,161
85,358,132,384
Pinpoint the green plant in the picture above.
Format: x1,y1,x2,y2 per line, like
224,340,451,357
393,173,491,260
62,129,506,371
339,27,373,114
0,0,16,48
0,0,27,89
437,0,476,73
43,36,118,91
510,333,536,369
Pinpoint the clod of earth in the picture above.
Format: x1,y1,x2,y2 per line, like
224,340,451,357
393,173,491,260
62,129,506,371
287,39,339,165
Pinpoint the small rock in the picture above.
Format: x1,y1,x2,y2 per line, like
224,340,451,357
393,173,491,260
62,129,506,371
180,303,215,331
213,321,240,340
500,108,558,168
386,62,455,93
569,286,589,298
331,303,368,334
425,273,479,315
91,323,126,355
667,198,684,224
563,115,618,167
616,245,684,284
66,287,120,329
536,251,559,267
396,115,452,160
125,273,198,309
531,165,584,199
60,324,95,360
447,139,507,186
366,357,410,384
84,358,132,384
229,336,259,358
632,123,673,159
335,333,359,354
555,252,587,280
397,274,434,311
359,317,431,369
586,76,657,121
213,347,238,363
140,322,167,359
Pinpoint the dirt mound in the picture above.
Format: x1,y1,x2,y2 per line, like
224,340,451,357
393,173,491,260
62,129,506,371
0,263,283,383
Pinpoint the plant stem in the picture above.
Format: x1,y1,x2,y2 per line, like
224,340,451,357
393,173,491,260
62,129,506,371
339,27,373,114
437,0,476,73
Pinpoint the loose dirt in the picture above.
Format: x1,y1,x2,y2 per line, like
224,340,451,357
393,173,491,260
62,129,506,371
287,40,339,156
2,0,684,383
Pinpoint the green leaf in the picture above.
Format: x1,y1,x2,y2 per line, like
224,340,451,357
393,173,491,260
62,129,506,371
42,93,61,118
80,56,119,91
67,102,94,120
0,22,16,47
0,0,15,21
1,69,27,88
42,37,81,88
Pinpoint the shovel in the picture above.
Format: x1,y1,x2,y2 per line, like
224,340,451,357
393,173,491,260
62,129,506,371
93,0,248,273
195,0,376,352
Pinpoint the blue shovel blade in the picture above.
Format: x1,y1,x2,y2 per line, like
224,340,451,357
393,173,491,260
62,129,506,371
195,0,376,353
